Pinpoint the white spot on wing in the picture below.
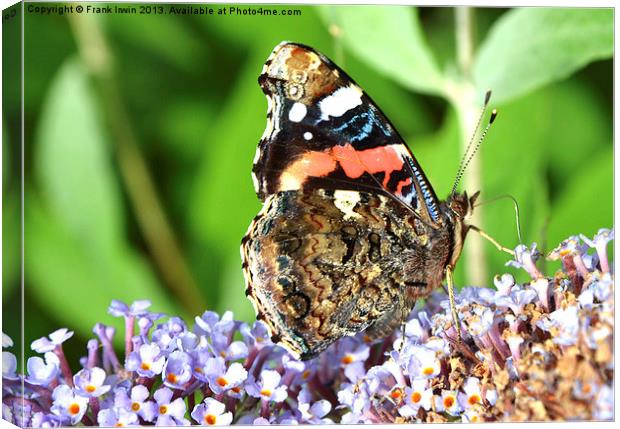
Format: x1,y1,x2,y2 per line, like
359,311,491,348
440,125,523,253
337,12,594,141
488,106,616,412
333,190,362,220
251,171,260,193
319,85,363,120
303,132,313,140
253,147,261,164
288,102,307,123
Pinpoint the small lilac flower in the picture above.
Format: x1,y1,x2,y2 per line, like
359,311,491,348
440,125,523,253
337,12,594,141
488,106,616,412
398,379,433,417
2,332,13,348
298,387,333,423
209,332,248,361
108,300,152,318
246,369,288,402
2,351,19,380
581,228,613,273
73,367,110,397
26,352,60,385
338,383,371,423
50,385,89,424
115,385,158,422
548,305,580,346
30,412,65,427
494,273,515,295
97,407,139,427
153,386,189,426
462,408,483,423
191,397,233,426
529,278,550,310
458,377,483,409
507,243,543,279
162,350,193,389
31,329,74,353
240,321,272,349
572,380,598,400
406,346,441,379
435,389,462,416
203,357,247,396
126,343,166,377
495,288,537,315
336,338,370,382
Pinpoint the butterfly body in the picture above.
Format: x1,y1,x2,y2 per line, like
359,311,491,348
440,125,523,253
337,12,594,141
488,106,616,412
242,42,475,360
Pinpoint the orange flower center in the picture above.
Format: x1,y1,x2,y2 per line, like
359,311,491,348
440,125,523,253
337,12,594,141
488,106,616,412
443,396,455,408
582,384,592,394
468,394,481,405
205,414,217,425
159,405,168,415
341,355,354,365
411,392,422,403
85,385,96,393
166,373,178,384
220,351,227,358
422,367,434,376
68,403,81,415
217,377,228,387
114,423,124,427
390,389,402,400
302,370,311,380
471,415,480,422
260,389,272,397
131,402,140,411
195,367,203,373
140,362,151,371
231,386,241,393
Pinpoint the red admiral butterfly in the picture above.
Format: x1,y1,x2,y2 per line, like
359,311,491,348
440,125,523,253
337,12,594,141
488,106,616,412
241,42,488,360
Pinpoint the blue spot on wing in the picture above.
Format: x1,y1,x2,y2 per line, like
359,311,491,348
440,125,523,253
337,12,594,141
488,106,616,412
331,108,391,142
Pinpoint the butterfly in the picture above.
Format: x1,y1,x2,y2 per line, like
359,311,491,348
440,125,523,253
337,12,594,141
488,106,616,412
241,41,484,360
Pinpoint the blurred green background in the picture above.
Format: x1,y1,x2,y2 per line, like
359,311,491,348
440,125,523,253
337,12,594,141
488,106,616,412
2,4,613,366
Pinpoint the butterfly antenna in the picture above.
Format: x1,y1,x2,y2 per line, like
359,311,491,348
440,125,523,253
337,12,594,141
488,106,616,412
451,90,493,197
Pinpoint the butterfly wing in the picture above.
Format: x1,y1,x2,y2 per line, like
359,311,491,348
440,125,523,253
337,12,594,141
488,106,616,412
252,42,442,224
241,189,446,360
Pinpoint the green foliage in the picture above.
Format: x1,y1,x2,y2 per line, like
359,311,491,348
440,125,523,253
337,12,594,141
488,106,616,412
8,6,612,360
26,59,180,345
319,6,444,94
474,8,613,104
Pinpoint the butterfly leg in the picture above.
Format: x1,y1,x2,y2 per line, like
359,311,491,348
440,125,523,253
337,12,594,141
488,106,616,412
468,225,515,255
445,266,462,343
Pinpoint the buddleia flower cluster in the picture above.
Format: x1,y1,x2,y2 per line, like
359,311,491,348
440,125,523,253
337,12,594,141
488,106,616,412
2,229,613,426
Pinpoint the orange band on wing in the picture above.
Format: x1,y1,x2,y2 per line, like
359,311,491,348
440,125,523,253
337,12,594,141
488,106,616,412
278,143,404,191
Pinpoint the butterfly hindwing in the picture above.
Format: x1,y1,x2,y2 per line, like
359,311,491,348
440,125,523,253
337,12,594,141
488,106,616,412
252,42,442,224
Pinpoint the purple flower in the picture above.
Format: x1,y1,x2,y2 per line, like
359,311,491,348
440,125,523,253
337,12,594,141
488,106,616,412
2,351,19,381
240,321,272,349
31,329,74,353
209,332,248,361
246,369,287,402
73,367,110,397
494,273,515,295
495,288,537,315
108,300,152,318
114,385,158,422
406,345,441,379
399,379,433,417
50,385,89,424
435,390,462,416
3,333,13,348
335,337,370,382
191,398,232,426
26,352,60,386
125,343,166,378
97,407,139,427
457,377,483,409
507,243,543,279
202,357,247,396
30,412,65,427
162,350,193,389
298,387,333,423
153,386,189,426
581,228,613,273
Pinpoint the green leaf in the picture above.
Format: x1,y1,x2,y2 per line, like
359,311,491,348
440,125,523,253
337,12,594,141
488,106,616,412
546,148,612,247
29,58,181,341
319,6,444,95
25,194,178,346
36,59,121,255
474,8,613,104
